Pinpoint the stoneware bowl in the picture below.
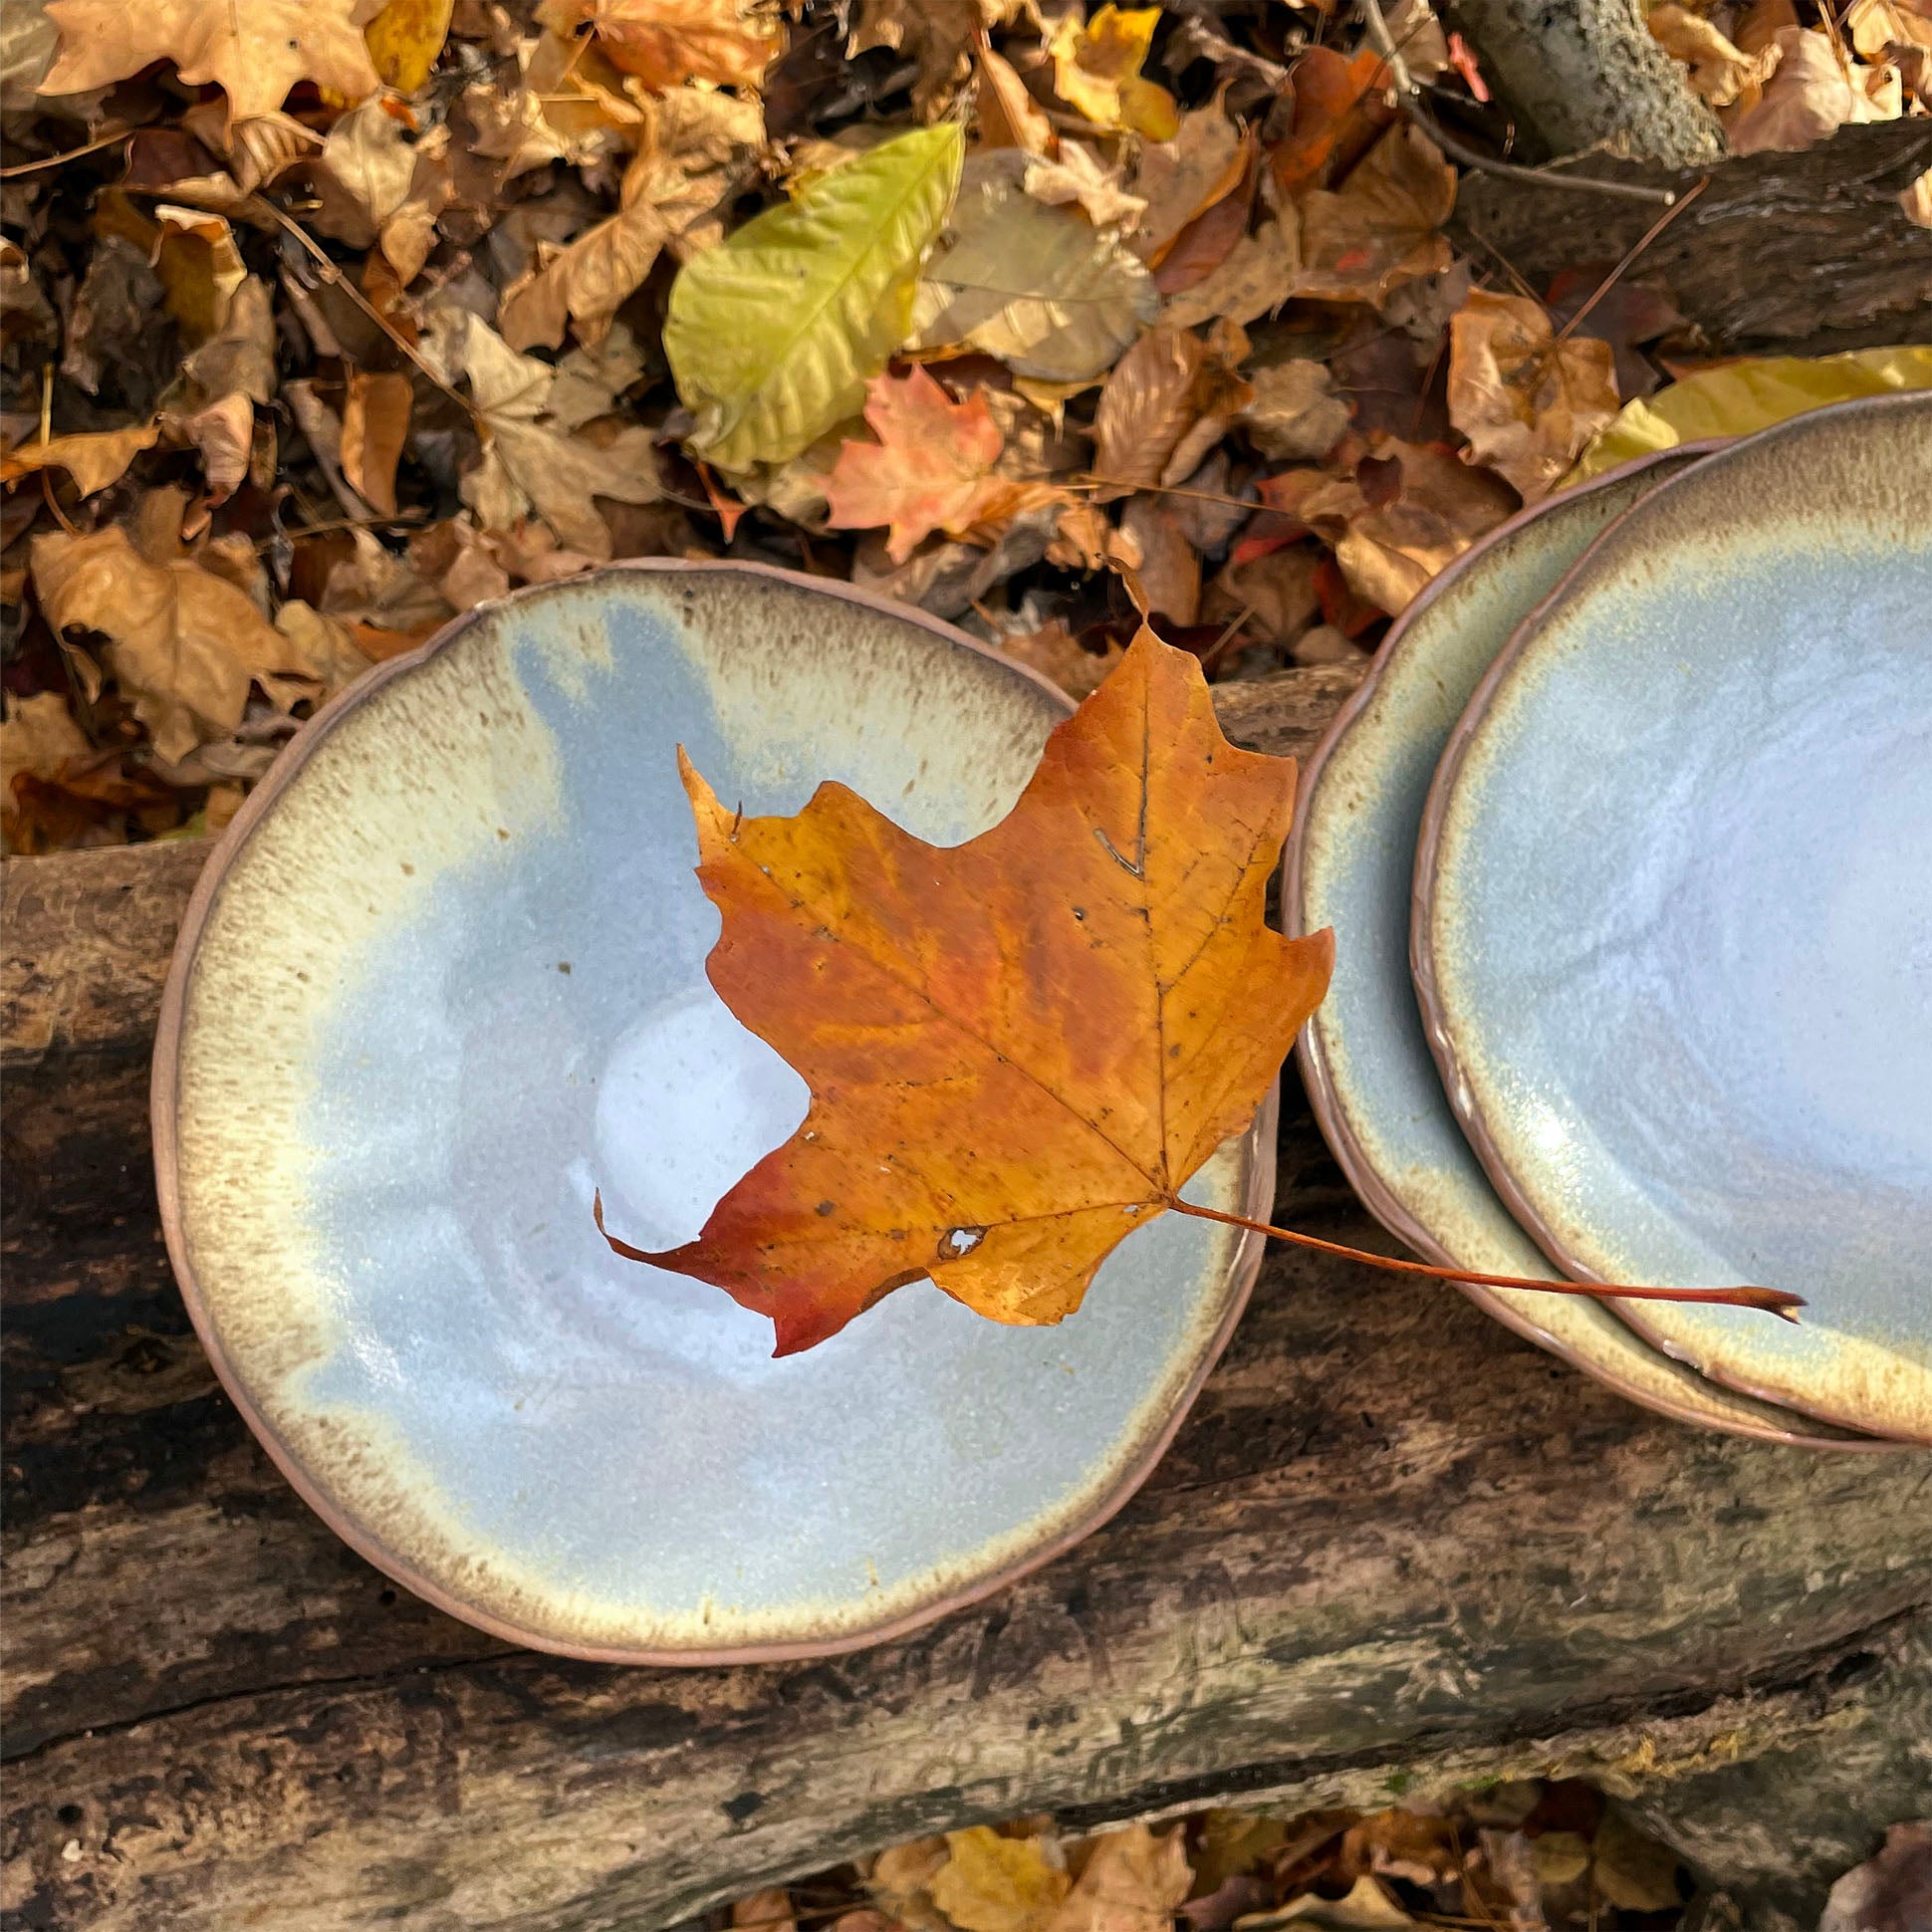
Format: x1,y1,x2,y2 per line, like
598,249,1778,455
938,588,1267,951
1413,392,1932,1444
1288,449,1874,1447
153,562,1276,1663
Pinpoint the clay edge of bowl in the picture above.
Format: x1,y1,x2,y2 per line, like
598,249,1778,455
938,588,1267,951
1409,392,1932,1446
151,557,1280,1665
1284,448,1883,1449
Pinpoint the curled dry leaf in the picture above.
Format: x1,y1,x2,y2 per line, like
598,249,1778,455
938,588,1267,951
849,0,1019,121
1904,164,1932,228
434,311,660,558
1049,5,1180,138
173,390,255,502
822,365,1050,564
1239,361,1349,462
917,155,1157,383
30,526,326,763
1647,5,1774,106
341,370,414,518
1292,123,1455,309
977,42,1056,154
996,619,1125,700
1026,143,1148,232
0,421,159,495
600,628,1332,1353
537,0,777,92
1816,1818,1932,1932
1053,1826,1192,1932
1725,27,1898,151
1846,0,1932,60
929,1828,1071,1932
1268,47,1390,201
1091,325,1251,493
40,0,379,121
1120,495,1200,622
1333,438,1516,611
1447,288,1619,502
666,124,963,471
1129,104,1248,266
499,87,762,351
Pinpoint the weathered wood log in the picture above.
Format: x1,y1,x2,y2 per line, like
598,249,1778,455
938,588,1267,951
3,664,1929,1932
1453,120,1932,357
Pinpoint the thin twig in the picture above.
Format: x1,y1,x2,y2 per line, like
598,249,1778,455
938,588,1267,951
251,198,486,433
0,127,131,177
1551,175,1709,347
1167,1198,1805,1320
1076,475,1260,514
1359,0,1681,206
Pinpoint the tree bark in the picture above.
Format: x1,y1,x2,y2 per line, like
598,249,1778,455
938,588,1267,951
4,666,1929,1932
1446,0,1725,165
1452,121,1932,357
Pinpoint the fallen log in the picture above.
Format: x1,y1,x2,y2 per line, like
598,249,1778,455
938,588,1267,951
2,664,1928,1932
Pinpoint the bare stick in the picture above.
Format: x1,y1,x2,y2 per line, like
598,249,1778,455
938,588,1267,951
1169,1198,1805,1321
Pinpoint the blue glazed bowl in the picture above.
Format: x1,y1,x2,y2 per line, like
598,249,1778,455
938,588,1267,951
1414,393,1932,1443
1289,449,1873,1445
153,563,1275,1661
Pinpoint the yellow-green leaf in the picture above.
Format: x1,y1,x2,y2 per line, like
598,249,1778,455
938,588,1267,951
1564,344,1932,483
664,124,962,472
363,0,453,95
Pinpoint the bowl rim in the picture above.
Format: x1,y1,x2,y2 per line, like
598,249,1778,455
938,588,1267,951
1283,443,1893,1451
150,556,1281,1665
1406,391,1932,1447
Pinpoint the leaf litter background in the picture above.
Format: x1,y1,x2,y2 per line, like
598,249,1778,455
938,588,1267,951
2,0,1929,1918
3,0,1928,850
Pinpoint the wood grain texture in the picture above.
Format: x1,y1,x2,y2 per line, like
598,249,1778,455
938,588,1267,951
1454,120,1932,357
3,664,1928,1932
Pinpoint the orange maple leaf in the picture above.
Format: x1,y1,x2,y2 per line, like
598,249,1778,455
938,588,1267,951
611,629,1332,1353
598,628,1803,1353
823,366,1044,564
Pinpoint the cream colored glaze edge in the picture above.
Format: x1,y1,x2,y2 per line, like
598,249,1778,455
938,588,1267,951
152,559,1281,1664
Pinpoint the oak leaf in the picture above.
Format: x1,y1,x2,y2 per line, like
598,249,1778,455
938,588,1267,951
603,626,1332,1353
40,0,379,122
1447,289,1619,502
1049,5,1179,138
822,365,1046,563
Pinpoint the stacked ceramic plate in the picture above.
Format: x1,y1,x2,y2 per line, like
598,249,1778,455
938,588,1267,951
1286,390,1932,1448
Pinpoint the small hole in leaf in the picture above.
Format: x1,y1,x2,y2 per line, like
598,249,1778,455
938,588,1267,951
941,1226,985,1258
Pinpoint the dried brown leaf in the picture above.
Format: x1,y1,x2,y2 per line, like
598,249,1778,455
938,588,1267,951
40,0,378,120
341,370,414,518
1447,289,1619,502
930,1828,1072,1932
0,421,158,495
537,0,776,91
1291,123,1455,309
1050,1828,1191,1932
1240,361,1349,462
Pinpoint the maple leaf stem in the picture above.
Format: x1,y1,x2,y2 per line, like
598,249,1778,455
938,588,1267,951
1166,1199,1805,1321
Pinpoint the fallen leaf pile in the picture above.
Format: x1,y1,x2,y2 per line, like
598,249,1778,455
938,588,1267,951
2,0,1928,850
713,1784,1724,1932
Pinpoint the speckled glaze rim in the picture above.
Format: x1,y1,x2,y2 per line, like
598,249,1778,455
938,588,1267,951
1284,446,1892,1451
1409,394,1932,1448
151,558,1282,1665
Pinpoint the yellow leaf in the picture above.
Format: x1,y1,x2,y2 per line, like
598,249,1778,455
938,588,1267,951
0,421,158,495
1050,5,1179,138
664,123,962,471
1564,345,1932,483
929,1830,1072,1932
40,0,377,121
363,0,454,95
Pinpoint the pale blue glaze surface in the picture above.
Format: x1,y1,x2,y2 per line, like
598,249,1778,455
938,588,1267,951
1291,455,1865,1441
169,568,1258,1656
1418,396,1932,1439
